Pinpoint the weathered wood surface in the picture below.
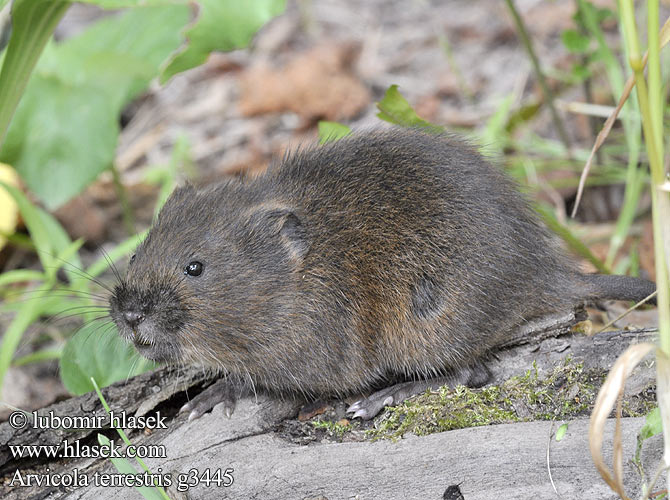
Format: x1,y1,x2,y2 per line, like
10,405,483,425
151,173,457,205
0,322,662,499
68,416,664,500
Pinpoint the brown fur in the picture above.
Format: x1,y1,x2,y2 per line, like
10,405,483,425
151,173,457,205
109,129,656,400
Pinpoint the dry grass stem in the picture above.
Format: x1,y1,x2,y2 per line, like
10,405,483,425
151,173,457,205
589,342,655,499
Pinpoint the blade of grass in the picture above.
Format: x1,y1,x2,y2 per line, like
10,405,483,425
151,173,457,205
91,378,171,500
14,347,63,366
0,291,45,398
0,0,70,148
0,269,45,287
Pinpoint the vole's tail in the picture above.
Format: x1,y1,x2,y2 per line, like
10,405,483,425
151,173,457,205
578,273,657,305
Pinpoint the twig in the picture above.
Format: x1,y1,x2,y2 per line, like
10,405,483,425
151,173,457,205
595,291,659,335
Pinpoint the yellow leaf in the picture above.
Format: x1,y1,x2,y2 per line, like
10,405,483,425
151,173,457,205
0,163,20,251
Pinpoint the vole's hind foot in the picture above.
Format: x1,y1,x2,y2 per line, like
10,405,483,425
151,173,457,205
180,378,238,421
346,361,491,420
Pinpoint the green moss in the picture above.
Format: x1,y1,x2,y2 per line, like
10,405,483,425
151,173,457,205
369,357,618,440
311,418,352,438
296,356,655,442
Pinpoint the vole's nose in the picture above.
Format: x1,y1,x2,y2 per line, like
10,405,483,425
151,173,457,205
123,311,145,329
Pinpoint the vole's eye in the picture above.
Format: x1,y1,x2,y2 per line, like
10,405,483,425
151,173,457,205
129,254,136,265
184,261,204,277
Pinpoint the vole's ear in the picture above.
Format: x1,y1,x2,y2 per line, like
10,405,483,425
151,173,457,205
277,210,309,261
255,206,310,262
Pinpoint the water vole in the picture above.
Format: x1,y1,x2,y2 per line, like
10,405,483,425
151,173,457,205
109,129,656,419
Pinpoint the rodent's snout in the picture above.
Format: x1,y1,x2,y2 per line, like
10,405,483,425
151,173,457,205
109,279,187,364
122,310,145,329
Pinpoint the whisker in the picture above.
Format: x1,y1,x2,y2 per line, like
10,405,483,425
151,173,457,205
42,307,111,326
33,249,114,293
99,246,124,286
3,288,109,301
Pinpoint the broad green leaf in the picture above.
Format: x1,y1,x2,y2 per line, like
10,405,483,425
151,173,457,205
561,29,591,53
1,76,118,210
376,85,444,133
0,6,190,209
635,406,662,464
161,0,286,82
60,323,157,395
318,121,352,144
44,5,190,109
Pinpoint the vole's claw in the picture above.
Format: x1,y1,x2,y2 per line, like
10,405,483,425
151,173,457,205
346,401,362,413
179,402,191,414
181,378,238,421
352,409,370,420
346,398,384,420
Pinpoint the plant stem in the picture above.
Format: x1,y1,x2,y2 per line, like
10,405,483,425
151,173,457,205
504,0,572,154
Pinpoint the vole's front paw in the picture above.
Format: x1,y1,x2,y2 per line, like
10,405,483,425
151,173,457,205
180,378,238,421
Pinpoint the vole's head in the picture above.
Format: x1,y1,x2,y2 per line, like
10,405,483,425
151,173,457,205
109,181,309,367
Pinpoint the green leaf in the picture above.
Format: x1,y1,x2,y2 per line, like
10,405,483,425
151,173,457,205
555,422,568,441
1,75,118,210
97,434,165,500
0,0,70,148
0,269,45,287
570,64,591,81
478,94,513,155
0,6,190,209
561,29,591,53
318,121,352,144
161,0,286,83
77,0,185,6
638,407,662,441
60,323,157,395
145,134,192,216
14,347,63,366
45,5,190,109
0,180,79,273
376,85,444,133
505,101,541,134
0,291,55,398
